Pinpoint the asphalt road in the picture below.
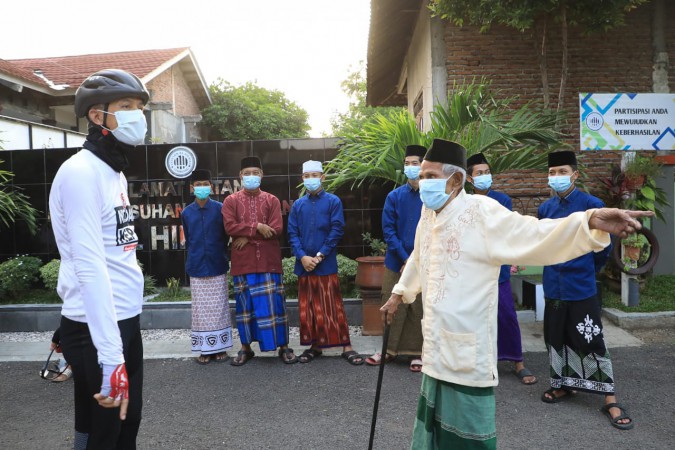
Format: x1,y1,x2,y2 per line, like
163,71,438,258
1,336,673,449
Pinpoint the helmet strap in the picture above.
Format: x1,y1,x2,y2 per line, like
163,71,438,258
101,103,110,135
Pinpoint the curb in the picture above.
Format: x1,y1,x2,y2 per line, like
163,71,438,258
0,299,363,332
1,301,670,332
601,307,675,330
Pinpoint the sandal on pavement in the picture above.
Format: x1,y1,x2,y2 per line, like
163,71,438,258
298,348,323,363
514,368,538,385
409,358,423,373
600,403,634,430
212,352,229,363
230,349,255,366
52,366,72,382
278,348,298,364
365,352,396,366
341,350,364,366
541,388,574,404
196,354,212,365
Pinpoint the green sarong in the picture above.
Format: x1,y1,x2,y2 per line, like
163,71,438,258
411,374,496,450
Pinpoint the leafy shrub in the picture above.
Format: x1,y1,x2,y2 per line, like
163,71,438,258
143,275,158,296
0,255,43,297
165,277,183,299
39,259,61,291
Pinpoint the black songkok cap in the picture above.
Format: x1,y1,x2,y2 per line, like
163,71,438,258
423,139,467,170
190,169,211,182
240,156,262,170
405,144,427,159
466,152,489,168
548,151,577,168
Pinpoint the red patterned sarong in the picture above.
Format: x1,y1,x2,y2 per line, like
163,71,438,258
298,274,351,348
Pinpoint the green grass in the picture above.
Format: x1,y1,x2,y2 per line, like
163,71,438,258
601,275,675,313
146,289,192,302
0,289,62,305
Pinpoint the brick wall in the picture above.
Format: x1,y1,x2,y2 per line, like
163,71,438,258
146,66,201,117
443,2,672,209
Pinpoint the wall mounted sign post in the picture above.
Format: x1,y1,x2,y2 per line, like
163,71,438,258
579,93,674,151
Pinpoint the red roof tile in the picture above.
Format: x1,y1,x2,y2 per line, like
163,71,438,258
5,47,189,89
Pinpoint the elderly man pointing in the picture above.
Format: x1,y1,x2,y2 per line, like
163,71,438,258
380,139,651,450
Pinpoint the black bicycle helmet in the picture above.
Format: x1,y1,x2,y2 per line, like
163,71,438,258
74,69,150,117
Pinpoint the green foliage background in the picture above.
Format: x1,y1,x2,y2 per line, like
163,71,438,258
202,80,311,140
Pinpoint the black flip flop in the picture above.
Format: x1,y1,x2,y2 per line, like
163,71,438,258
230,349,255,366
298,348,323,363
600,402,634,430
278,348,298,364
341,350,364,366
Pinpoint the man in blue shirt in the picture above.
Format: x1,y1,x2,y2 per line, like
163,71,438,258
466,152,537,386
538,151,632,430
288,160,363,365
366,145,426,372
181,169,232,365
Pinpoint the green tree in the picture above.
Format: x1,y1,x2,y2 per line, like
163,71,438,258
330,61,405,136
429,0,648,114
324,79,565,191
201,80,311,140
0,160,39,235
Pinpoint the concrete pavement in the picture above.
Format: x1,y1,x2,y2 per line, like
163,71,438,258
0,328,672,449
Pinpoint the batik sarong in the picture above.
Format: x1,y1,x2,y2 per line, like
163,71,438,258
190,275,233,355
380,268,423,356
233,272,289,352
411,375,497,450
497,280,523,362
298,273,351,348
543,295,615,394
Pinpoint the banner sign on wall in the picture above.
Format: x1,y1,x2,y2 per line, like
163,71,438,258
579,93,675,150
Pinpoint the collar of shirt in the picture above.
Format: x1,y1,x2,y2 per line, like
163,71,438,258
308,188,326,199
557,187,579,204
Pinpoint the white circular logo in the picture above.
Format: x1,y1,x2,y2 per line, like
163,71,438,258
165,146,197,179
585,112,604,131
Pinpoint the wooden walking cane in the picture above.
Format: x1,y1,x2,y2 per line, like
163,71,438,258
368,311,391,450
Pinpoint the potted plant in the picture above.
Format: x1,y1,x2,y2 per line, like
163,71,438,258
355,232,387,289
356,233,387,336
621,233,651,271
623,154,661,191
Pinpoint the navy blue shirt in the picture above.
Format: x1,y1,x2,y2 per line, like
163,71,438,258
382,183,423,272
181,198,229,277
486,189,513,284
538,188,611,301
288,189,344,277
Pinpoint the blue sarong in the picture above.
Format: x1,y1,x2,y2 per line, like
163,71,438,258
233,272,289,352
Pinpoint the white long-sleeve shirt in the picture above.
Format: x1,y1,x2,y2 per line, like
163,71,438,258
49,149,143,365
392,190,610,388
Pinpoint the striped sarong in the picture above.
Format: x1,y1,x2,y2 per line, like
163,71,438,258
233,272,289,352
544,295,615,394
411,375,496,450
298,273,351,348
190,275,233,355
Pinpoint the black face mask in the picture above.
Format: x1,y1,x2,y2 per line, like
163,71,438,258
83,125,135,172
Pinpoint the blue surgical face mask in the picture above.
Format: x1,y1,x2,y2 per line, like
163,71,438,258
404,166,421,180
193,186,211,200
472,174,492,191
303,177,322,192
242,175,261,190
548,175,573,193
99,109,147,146
419,178,451,211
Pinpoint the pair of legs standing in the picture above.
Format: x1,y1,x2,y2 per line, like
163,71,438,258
60,315,143,449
